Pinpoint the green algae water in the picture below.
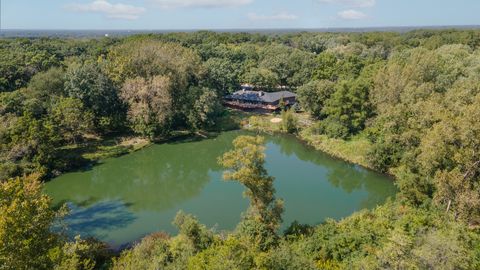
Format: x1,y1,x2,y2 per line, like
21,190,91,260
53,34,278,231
45,131,396,248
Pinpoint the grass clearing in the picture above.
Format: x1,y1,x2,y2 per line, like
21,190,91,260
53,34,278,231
60,135,151,164
299,126,373,169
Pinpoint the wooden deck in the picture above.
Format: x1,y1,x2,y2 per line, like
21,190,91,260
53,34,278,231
223,101,279,111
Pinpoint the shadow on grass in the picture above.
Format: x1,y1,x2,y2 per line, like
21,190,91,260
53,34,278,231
49,136,137,179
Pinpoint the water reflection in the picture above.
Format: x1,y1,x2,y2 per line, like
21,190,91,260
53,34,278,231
48,135,234,212
266,134,395,209
63,200,136,240
45,130,396,247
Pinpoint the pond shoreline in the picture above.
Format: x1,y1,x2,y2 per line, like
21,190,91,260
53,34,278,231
48,131,207,181
46,129,396,250
51,110,394,182
242,113,396,179
264,130,394,180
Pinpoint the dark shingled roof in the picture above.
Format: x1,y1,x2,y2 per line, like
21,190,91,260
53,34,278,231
225,90,296,103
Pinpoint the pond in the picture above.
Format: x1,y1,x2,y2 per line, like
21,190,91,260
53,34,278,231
45,130,396,249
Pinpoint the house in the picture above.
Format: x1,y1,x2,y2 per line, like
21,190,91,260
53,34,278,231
224,90,297,111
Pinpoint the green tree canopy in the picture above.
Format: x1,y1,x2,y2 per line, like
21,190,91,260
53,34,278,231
219,136,284,249
0,174,61,269
64,63,124,132
297,80,336,119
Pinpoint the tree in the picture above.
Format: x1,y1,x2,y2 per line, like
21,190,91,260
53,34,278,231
112,212,214,270
0,90,26,116
64,63,124,133
242,68,279,91
313,52,338,81
21,67,67,117
49,97,94,144
51,236,112,270
120,76,173,138
173,211,214,252
2,113,60,178
24,67,66,104
297,80,335,119
187,87,222,130
281,109,298,134
368,45,480,215
106,40,205,130
426,96,480,222
0,42,60,92
258,44,294,86
0,174,63,270
219,136,284,249
187,237,255,270
258,44,316,87
204,57,241,95
105,40,202,87
111,233,171,270
287,49,319,86
320,79,372,138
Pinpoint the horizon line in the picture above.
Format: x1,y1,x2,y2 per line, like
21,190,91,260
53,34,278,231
2,24,480,32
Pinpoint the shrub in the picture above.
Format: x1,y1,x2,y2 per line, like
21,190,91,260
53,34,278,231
315,117,350,139
281,109,298,134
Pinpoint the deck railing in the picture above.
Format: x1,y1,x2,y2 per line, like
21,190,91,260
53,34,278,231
223,100,278,110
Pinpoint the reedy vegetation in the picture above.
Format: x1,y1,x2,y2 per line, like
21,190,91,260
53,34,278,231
1,30,480,269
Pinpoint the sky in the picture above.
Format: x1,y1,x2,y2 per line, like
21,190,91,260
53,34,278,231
2,0,480,30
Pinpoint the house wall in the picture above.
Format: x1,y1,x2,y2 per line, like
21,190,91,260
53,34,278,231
270,97,296,106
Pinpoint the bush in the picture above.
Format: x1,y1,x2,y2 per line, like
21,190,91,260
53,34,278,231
367,137,403,173
284,221,314,238
0,174,60,269
173,211,214,252
51,236,112,270
261,242,317,270
236,218,279,251
187,237,255,270
111,233,171,270
315,118,350,139
281,109,298,134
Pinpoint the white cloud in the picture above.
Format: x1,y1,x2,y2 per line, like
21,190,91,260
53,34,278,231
67,0,146,20
247,12,298,21
318,0,375,8
337,9,367,20
150,0,253,9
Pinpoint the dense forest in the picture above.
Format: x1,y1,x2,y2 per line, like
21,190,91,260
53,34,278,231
1,29,480,269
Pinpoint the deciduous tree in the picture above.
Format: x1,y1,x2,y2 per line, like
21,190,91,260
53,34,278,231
219,136,284,249
120,76,173,138
0,174,63,269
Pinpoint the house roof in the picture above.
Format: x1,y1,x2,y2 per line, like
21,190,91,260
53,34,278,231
225,90,296,103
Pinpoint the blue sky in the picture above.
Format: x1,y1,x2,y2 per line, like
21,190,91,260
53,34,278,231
2,0,480,30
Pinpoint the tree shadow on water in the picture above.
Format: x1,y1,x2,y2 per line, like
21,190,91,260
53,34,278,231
62,200,136,240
